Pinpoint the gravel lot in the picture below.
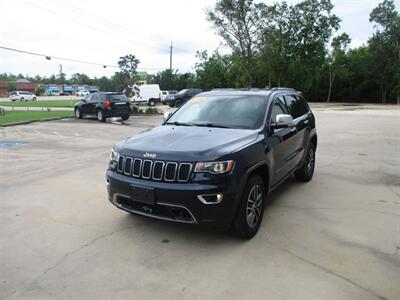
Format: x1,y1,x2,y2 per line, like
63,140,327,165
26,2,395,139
1,104,399,299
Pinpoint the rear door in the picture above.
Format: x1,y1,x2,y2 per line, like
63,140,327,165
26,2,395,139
268,95,299,184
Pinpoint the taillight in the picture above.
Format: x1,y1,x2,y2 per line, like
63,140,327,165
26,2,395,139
104,100,111,108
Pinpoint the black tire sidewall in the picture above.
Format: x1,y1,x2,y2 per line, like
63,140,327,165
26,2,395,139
233,175,265,239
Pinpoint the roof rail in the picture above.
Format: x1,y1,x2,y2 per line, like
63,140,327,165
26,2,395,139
270,87,296,92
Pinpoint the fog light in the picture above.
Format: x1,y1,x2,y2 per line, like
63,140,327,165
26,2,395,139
197,193,224,204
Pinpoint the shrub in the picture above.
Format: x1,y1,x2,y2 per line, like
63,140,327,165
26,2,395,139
130,105,141,114
145,107,160,114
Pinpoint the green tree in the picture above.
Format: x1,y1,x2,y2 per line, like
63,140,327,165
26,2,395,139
326,33,351,102
116,54,140,97
206,0,263,87
369,0,400,103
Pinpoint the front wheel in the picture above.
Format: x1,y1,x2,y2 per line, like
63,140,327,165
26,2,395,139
20,97,24,101
175,99,183,107
75,108,82,119
295,143,315,182
232,175,265,239
96,109,105,122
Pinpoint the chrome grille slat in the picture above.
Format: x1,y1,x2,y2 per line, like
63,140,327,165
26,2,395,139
132,158,142,177
177,163,192,182
142,160,153,179
164,162,178,182
118,156,192,183
152,161,165,181
124,157,133,175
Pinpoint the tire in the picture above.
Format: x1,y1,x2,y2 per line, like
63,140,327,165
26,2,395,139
175,99,183,107
96,109,105,122
232,175,265,239
121,115,129,121
168,102,175,108
295,142,316,182
148,99,156,107
32,97,37,101
75,108,82,119
20,97,24,101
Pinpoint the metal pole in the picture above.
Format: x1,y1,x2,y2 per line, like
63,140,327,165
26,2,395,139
169,42,173,71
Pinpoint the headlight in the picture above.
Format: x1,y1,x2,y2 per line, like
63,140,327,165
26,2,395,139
169,96,175,100
110,148,119,162
194,160,234,174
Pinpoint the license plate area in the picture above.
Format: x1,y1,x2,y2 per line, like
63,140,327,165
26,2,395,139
130,185,155,205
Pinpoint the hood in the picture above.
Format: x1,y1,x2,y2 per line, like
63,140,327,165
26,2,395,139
117,125,259,161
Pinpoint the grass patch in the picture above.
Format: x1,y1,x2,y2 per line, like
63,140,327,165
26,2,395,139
0,100,79,107
0,110,74,126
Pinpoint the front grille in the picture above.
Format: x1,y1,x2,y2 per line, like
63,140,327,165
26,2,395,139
116,156,193,183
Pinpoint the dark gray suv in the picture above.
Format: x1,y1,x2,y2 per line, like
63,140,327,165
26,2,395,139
165,88,202,107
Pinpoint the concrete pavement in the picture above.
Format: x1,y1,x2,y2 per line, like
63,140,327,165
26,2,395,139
0,104,399,299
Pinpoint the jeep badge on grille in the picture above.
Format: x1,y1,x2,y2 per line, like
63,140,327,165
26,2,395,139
143,152,157,159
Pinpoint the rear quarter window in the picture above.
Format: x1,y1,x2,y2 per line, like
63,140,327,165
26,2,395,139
109,94,128,102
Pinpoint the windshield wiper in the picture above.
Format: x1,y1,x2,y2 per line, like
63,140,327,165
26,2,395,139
192,123,230,128
165,121,193,126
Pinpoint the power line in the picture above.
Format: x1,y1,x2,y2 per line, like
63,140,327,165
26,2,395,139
25,1,166,52
0,46,165,71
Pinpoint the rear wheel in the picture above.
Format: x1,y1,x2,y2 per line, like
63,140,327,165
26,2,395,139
75,108,82,119
121,115,129,121
295,143,315,182
96,109,105,122
232,175,265,239
148,99,156,106
32,97,37,101
20,97,24,101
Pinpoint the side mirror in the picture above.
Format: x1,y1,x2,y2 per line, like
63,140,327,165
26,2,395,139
163,111,172,121
272,114,294,129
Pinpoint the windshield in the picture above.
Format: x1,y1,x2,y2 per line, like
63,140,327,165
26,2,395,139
166,95,267,129
177,89,188,95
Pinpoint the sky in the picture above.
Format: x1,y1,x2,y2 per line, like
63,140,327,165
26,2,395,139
0,0,398,79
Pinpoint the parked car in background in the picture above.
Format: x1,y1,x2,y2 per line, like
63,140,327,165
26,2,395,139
74,92,131,122
164,88,202,107
76,89,90,97
45,87,60,96
107,88,317,238
131,84,161,106
61,85,74,95
161,90,178,104
10,91,37,101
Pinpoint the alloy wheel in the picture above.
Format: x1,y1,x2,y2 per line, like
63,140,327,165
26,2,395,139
246,185,263,228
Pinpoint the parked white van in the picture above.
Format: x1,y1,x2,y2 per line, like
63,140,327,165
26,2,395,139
131,84,161,106
10,91,37,101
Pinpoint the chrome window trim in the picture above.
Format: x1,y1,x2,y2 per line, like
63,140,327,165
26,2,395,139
132,158,142,178
177,163,192,182
152,161,165,181
117,155,125,173
124,157,133,176
164,162,178,182
142,160,153,179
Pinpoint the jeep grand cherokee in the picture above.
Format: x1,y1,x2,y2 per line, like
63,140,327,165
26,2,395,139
106,88,317,238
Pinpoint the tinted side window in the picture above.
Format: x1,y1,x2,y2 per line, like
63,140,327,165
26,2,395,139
99,94,106,101
285,94,308,119
270,96,288,124
91,94,99,102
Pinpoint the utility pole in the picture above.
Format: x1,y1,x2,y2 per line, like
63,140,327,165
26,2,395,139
169,42,173,71
59,64,64,85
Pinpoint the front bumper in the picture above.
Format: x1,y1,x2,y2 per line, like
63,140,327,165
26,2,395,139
106,169,240,228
